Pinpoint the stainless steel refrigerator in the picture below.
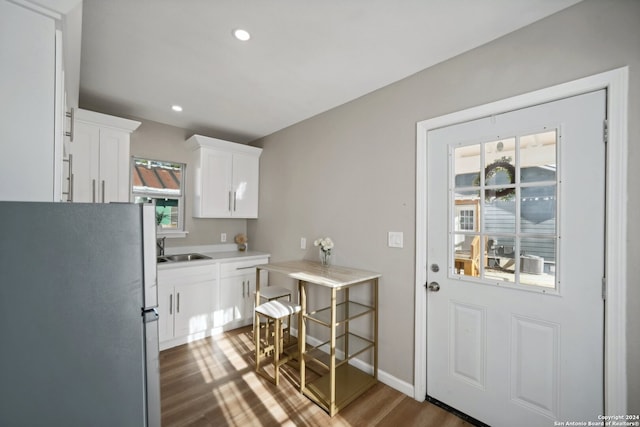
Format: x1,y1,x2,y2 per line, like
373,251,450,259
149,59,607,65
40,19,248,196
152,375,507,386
0,202,161,426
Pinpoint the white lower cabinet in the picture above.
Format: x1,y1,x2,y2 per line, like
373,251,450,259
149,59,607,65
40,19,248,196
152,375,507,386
157,255,269,350
158,263,217,350
216,257,269,331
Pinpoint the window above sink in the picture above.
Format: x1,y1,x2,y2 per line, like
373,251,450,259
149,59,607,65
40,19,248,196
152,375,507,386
131,157,188,238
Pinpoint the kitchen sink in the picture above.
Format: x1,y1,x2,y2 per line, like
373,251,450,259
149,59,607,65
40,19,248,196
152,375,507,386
157,253,212,263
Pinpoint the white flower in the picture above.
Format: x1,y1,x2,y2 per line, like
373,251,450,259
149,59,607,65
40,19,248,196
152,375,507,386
314,236,334,253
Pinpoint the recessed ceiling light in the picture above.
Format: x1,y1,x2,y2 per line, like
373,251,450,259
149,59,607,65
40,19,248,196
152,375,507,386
171,105,183,112
233,28,251,41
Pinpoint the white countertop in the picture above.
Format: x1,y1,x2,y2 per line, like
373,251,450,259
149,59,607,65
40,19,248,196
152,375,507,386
157,244,270,270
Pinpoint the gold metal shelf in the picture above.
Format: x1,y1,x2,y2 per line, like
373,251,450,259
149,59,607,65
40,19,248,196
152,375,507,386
305,301,374,327
304,332,374,370
303,364,377,415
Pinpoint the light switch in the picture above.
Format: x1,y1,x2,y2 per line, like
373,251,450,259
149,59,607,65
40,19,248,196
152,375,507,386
388,231,403,248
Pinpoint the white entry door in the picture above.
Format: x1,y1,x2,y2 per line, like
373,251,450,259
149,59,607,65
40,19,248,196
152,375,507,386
426,90,606,426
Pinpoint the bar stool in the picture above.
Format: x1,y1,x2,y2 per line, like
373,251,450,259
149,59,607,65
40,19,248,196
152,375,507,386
254,300,301,385
258,286,293,344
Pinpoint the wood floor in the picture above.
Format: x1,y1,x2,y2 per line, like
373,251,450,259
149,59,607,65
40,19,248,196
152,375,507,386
160,326,471,427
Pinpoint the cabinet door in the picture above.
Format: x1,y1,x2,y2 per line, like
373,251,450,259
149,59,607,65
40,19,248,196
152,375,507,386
242,273,256,321
196,149,232,217
232,153,260,218
69,122,100,202
0,1,56,202
218,276,245,327
173,281,212,338
98,128,131,203
242,270,269,321
158,283,174,343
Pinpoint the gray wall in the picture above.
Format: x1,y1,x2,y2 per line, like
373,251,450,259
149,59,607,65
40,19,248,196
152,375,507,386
248,0,640,412
129,118,248,250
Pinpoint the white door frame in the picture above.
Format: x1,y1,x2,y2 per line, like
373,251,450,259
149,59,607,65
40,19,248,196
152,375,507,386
414,67,628,416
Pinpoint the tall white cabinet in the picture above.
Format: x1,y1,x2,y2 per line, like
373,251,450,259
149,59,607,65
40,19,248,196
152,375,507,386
0,0,72,201
187,135,262,218
68,109,140,203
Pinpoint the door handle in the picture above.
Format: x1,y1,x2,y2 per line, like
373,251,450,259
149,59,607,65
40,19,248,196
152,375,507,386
169,294,173,315
101,180,105,203
427,282,440,292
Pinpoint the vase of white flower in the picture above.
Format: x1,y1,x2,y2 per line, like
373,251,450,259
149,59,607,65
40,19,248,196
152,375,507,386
314,237,333,266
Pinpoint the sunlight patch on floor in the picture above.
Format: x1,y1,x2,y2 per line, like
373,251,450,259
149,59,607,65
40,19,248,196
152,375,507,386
212,379,253,426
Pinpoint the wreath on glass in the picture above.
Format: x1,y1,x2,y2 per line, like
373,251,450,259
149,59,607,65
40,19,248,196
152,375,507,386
483,158,516,200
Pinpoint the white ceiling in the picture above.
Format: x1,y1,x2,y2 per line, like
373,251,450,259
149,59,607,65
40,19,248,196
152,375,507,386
79,0,581,143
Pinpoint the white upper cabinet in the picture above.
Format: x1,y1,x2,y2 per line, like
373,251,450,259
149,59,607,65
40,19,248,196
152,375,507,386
69,109,141,203
187,135,262,218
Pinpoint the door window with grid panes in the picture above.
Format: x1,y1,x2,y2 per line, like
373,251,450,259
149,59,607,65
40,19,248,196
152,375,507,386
451,130,558,289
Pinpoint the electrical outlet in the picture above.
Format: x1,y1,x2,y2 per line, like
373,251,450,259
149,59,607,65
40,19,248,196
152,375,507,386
221,233,227,243
301,237,306,250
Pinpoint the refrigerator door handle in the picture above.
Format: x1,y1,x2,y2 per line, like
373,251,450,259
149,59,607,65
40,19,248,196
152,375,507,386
142,307,159,323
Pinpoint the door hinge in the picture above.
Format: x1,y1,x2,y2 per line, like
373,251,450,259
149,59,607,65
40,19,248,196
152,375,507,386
603,119,609,144
602,277,607,301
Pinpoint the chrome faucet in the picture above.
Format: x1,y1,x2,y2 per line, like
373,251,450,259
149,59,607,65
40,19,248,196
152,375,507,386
156,237,166,256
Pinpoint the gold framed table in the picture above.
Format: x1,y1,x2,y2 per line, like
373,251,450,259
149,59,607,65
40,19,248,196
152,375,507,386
255,260,381,416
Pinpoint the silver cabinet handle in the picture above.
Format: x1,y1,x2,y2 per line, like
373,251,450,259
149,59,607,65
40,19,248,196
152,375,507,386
176,292,180,313
62,154,73,202
69,173,74,202
233,191,237,211
65,108,74,142
242,281,245,298
69,153,74,202
92,179,96,203
169,294,173,315
228,191,232,211
101,180,105,203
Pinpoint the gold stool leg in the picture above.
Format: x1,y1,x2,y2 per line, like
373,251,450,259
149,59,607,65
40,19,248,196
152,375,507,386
274,317,281,386
255,312,261,374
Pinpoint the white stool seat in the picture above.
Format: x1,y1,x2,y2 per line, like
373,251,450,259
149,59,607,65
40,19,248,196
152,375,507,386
254,300,301,386
259,286,292,301
255,300,301,319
